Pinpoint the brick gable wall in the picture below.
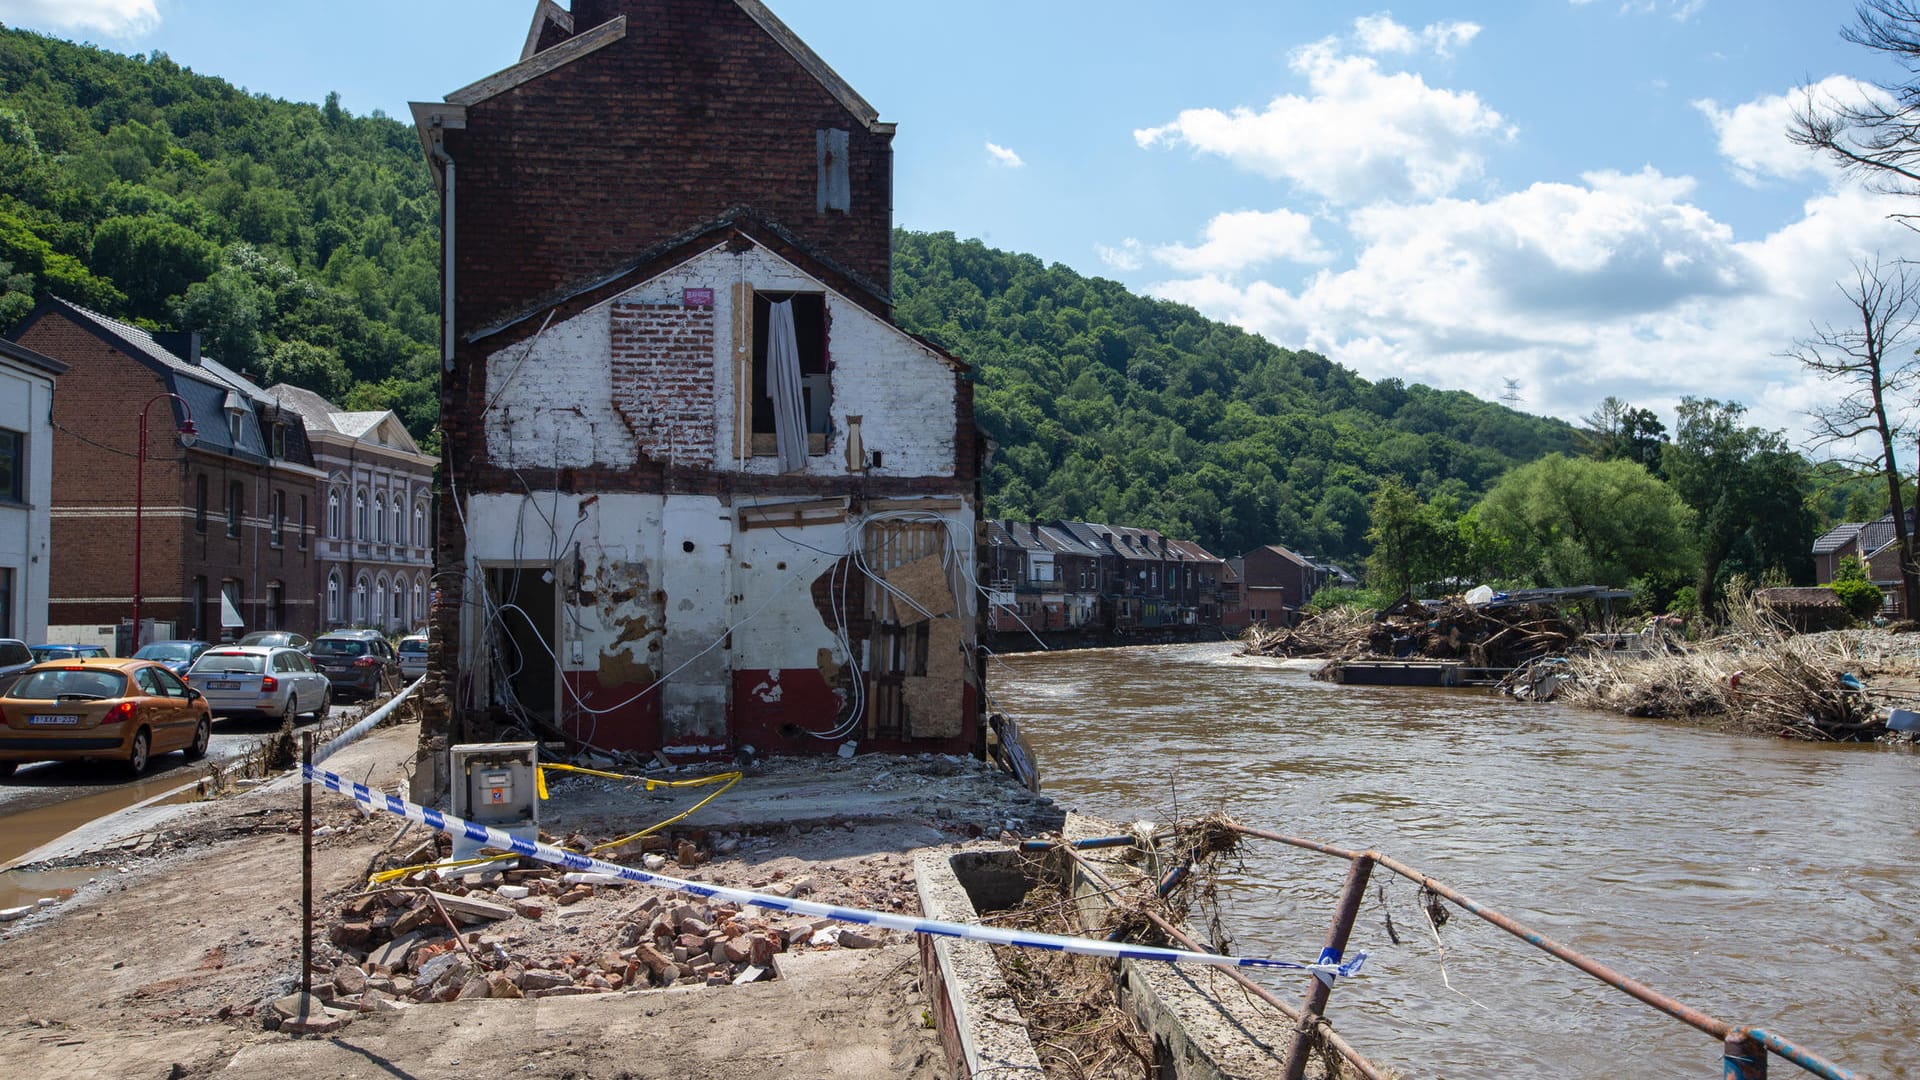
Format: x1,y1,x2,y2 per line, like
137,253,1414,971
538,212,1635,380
448,0,894,339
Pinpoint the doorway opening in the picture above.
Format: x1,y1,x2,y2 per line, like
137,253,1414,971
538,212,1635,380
484,566,557,725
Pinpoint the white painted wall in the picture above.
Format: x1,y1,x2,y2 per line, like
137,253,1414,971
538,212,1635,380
459,489,976,746
0,358,56,641
482,240,960,478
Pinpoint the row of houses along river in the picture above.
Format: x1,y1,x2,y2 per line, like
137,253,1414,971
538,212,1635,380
990,641,1917,1079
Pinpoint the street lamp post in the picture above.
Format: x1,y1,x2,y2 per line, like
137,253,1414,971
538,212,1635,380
133,393,197,652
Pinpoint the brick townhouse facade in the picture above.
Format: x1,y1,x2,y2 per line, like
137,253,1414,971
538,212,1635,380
410,0,983,767
10,297,325,647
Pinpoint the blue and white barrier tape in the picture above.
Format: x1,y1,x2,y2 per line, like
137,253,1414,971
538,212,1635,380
301,762,1366,977
312,677,425,766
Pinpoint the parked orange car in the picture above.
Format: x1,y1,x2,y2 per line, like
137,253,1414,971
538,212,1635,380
0,659,212,778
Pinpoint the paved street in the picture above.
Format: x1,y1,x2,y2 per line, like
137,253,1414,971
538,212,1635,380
0,703,356,819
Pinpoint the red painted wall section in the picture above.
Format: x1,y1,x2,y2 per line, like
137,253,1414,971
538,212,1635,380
561,670,662,753
730,669,976,757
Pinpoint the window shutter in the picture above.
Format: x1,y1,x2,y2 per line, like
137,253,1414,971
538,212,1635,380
732,282,755,463
817,128,850,213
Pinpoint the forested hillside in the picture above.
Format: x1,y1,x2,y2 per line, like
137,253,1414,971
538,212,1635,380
0,27,1593,563
0,28,441,443
893,232,1577,559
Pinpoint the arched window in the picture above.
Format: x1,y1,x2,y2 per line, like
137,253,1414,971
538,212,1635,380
327,489,341,539
354,575,370,624
355,489,368,540
413,578,425,627
414,502,426,549
374,575,389,628
392,580,405,628
326,572,341,625
374,494,387,542
391,494,403,545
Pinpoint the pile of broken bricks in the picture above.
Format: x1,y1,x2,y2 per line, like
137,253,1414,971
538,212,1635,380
291,862,895,1029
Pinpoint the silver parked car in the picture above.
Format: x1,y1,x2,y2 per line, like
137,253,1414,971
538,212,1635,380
185,645,331,722
396,634,428,680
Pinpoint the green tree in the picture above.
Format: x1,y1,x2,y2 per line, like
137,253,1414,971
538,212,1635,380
1661,398,1814,612
1365,479,1426,598
1828,555,1884,619
88,213,218,314
1477,454,1697,588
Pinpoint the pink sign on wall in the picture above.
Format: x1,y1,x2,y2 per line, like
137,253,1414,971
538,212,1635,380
683,288,715,308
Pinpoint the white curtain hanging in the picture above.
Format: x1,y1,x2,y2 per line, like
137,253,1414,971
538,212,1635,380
765,299,809,473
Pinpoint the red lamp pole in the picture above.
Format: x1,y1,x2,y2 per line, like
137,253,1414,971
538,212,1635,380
133,393,197,652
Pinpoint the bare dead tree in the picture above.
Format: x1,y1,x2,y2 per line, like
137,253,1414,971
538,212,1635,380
1789,2,1920,227
1791,256,1920,617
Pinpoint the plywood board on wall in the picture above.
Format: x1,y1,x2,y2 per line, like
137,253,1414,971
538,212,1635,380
903,617,965,738
885,554,954,626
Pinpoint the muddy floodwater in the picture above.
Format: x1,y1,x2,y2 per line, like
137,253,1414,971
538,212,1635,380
990,641,1919,1080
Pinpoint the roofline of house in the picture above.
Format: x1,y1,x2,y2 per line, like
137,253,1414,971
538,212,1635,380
464,209,907,351
0,334,68,378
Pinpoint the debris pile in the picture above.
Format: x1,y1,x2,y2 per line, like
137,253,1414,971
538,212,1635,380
1243,596,1583,672
1559,600,1910,741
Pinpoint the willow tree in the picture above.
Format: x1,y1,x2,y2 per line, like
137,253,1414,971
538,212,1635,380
1791,257,1920,617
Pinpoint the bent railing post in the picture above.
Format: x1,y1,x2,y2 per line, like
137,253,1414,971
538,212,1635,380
1284,852,1374,1080
1726,1029,1768,1079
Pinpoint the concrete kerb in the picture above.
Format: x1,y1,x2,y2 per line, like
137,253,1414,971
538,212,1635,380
1062,811,1312,1080
914,847,1047,1079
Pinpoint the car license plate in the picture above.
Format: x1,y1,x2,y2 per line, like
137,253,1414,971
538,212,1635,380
29,715,80,726
209,681,242,690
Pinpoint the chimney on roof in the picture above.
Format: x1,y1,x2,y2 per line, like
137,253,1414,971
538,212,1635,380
570,0,617,32
153,330,201,365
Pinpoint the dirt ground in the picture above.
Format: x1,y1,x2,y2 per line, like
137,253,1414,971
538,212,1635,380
0,722,1062,1078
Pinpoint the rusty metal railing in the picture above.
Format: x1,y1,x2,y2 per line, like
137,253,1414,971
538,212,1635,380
1224,820,1854,1080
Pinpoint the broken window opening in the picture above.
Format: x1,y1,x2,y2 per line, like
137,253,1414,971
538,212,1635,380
750,292,829,459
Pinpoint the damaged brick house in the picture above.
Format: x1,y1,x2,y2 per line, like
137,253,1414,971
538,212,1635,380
410,0,984,765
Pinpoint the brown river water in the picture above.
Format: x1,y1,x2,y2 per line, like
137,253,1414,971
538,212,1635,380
989,641,1919,1080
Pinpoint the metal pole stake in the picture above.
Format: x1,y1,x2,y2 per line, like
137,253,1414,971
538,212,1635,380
301,731,314,998
1284,853,1374,1080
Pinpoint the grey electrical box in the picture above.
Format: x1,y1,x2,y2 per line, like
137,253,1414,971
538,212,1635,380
448,741,539,861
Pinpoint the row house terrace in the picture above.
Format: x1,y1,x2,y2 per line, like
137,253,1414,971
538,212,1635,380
10,297,326,646
986,518,1230,641
270,384,439,634
412,0,985,765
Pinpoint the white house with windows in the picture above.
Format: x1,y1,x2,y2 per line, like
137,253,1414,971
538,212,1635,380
267,385,437,634
0,338,66,642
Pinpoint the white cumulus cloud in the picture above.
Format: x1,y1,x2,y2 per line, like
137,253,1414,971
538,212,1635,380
1695,75,1887,187
1145,170,1920,438
985,142,1025,168
1096,238,1145,272
0,0,158,37
1353,13,1481,57
1135,39,1509,204
1153,209,1331,274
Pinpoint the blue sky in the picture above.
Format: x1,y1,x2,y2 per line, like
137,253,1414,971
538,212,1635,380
5,0,1918,456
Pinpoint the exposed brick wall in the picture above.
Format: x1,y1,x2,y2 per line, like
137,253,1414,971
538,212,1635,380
609,302,716,468
447,0,894,338
13,311,320,638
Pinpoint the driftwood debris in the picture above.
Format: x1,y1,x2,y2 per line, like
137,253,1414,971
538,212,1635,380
1243,596,1582,673
1558,598,1906,742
